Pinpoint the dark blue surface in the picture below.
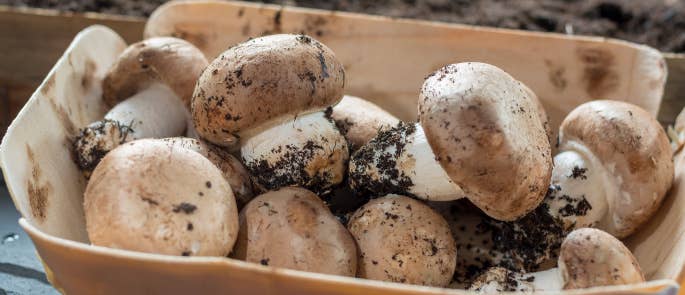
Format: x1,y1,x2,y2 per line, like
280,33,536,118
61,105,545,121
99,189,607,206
0,172,58,294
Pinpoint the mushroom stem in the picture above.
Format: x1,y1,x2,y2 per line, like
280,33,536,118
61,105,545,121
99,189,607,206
349,122,465,201
545,140,613,231
240,111,348,194
73,83,188,176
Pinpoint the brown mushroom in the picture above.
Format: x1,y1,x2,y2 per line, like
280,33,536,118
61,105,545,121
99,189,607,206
161,137,254,208
73,37,208,177
545,100,673,238
192,34,348,194
232,187,357,276
347,195,457,287
83,138,239,257
350,62,552,220
331,95,400,151
469,228,644,292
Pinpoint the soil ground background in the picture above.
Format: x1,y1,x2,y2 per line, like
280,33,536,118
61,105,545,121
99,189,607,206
1,0,684,53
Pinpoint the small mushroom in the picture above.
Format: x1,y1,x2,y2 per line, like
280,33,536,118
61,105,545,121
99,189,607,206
232,187,357,276
161,137,254,208
350,62,552,220
545,100,673,238
192,34,348,194
83,138,239,257
73,37,208,177
469,228,645,292
330,95,400,152
347,195,457,287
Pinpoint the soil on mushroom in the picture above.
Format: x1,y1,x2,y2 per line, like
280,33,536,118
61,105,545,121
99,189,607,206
4,0,684,53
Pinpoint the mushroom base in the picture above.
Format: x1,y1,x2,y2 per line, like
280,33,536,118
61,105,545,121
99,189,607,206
240,111,349,194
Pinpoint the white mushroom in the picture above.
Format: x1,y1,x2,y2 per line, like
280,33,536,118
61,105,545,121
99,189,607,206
83,138,239,257
192,34,348,194
544,100,673,238
347,194,457,287
232,187,357,276
469,228,645,292
350,62,552,221
73,37,208,177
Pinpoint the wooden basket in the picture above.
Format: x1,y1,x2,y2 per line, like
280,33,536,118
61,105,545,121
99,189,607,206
1,1,683,294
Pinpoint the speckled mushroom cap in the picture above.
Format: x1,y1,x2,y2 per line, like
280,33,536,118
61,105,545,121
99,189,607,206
559,228,645,289
102,37,208,108
192,34,345,146
232,187,357,276
83,138,239,257
160,137,254,208
331,95,400,151
558,100,673,237
418,62,552,221
347,195,457,287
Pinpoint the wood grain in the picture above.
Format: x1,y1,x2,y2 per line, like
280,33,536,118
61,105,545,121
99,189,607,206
0,6,144,140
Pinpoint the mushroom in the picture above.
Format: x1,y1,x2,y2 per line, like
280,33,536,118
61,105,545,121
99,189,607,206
83,138,239,257
330,95,400,151
469,228,645,292
73,37,208,177
191,34,348,194
350,62,552,220
543,100,673,238
232,187,357,276
160,137,254,208
347,194,457,287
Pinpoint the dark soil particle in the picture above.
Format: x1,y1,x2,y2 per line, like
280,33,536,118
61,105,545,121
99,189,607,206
569,166,588,179
479,196,565,272
244,139,335,195
72,119,134,175
349,122,415,198
7,1,684,53
173,202,197,214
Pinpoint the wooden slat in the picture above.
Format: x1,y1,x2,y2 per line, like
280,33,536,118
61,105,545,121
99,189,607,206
659,53,685,126
0,6,145,140
0,5,684,137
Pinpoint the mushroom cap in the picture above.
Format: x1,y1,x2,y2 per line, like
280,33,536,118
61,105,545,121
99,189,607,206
418,62,552,221
331,95,400,151
160,137,254,208
347,195,457,287
192,34,345,146
559,228,644,289
83,138,239,256
232,187,357,276
559,100,673,237
102,37,208,108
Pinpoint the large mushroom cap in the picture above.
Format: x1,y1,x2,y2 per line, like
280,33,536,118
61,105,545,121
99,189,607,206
347,195,457,287
192,34,345,146
559,228,645,289
232,187,357,276
559,100,673,237
418,62,552,221
83,138,239,256
102,37,208,108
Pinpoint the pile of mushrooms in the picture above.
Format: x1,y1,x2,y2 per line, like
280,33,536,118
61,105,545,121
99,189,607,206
75,33,674,292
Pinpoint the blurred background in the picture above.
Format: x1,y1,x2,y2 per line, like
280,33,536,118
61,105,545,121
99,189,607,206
0,1,683,294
